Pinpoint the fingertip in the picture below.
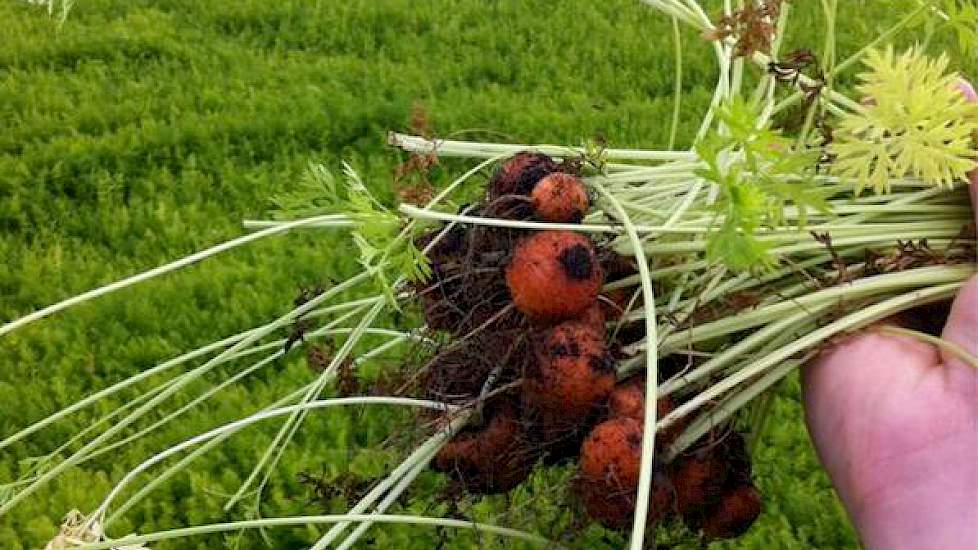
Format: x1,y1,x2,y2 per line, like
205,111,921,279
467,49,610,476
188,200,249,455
957,77,978,103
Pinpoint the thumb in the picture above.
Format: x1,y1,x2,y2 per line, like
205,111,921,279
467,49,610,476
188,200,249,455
940,175,978,375
944,78,978,374
941,275,978,375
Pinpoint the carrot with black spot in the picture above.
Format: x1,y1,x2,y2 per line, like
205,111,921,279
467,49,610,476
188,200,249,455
524,317,614,416
505,231,603,321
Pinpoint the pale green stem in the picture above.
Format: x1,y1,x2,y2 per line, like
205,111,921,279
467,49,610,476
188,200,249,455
388,132,696,162
659,282,963,433
695,40,733,144
770,234,963,256
88,397,456,527
627,266,975,344
751,0,790,117
667,283,963,459
224,197,473,511
607,260,711,290
87,307,377,464
666,271,692,313
104,381,313,526
1,295,383,455
0,327,251,450
699,250,841,304
590,182,659,550
0,272,369,517
655,266,725,345
666,354,811,461
659,180,704,234
110,313,429,526
20,374,180,482
333,447,438,550
76,513,553,550
677,0,712,28
241,219,356,230
657,301,831,396
743,44,863,114
406,200,961,239
639,0,707,31
0,214,350,337
405,203,714,236
224,298,386,510
599,163,703,184
84,324,420,466
648,260,795,330
668,16,683,150
822,0,838,90
771,1,932,116
85,353,282,464
728,0,744,99
311,411,472,548
641,227,967,255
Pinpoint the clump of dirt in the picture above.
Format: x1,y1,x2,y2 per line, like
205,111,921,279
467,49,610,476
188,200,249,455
413,205,525,336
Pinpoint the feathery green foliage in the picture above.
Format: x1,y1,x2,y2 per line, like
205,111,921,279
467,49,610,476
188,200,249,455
831,46,978,193
274,162,431,305
941,0,978,55
696,99,827,271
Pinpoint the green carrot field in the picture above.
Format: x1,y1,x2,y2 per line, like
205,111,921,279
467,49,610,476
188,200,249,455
1,1,970,548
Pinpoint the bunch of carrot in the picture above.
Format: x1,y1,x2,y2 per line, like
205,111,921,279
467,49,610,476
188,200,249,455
421,152,760,539
423,153,612,490
579,374,761,537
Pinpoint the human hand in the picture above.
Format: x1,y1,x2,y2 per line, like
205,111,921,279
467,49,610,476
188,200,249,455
802,80,978,550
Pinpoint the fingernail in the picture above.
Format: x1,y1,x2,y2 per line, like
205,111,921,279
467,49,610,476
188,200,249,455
956,77,978,103
960,78,978,186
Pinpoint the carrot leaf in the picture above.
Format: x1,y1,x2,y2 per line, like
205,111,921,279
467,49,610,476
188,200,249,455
696,99,827,272
830,46,978,194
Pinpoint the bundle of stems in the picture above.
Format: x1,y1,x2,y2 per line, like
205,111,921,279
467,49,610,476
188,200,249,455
3,1,977,549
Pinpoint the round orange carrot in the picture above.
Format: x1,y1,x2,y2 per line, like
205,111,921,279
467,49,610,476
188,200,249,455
505,231,603,321
525,318,614,416
531,172,589,223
